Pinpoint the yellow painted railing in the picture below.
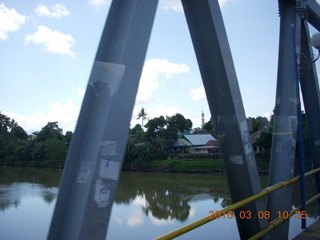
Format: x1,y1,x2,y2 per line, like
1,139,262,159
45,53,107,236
154,167,320,240
249,193,320,240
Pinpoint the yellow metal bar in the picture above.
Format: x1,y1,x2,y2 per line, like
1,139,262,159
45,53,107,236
154,167,320,240
272,132,294,135
249,193,320,240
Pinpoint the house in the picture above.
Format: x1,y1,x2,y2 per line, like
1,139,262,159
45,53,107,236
250,130,265,153
194,139,220,154
173,132,219,154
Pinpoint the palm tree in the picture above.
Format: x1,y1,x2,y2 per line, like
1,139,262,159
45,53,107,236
137,108,148,128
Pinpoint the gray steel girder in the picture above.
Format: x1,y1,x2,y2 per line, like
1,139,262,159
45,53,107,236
268,1,320,239
47,1,158,239
307,0,320,31
267,2,298,239
299,16,320,209
181,0,269,239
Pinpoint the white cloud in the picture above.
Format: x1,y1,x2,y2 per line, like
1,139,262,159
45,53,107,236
115,216,123,225
133,195,147,207
160,0,231,12
127,209,144,227
218,0,233,7
160,0,183,12
4,99,80,133
150,215,175,226
88,0,110,8
0,3,26,40
77,88,85,99
190,86,206,101
25,25,75,57
264,112,272,119
189,207,196,218
35,4,70,18
137,59,189,103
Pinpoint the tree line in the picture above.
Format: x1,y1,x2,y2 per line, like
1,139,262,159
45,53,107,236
0,112,72,167
125,110,275,168
0,110,310,168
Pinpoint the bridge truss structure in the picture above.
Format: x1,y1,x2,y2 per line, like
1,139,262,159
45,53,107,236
47,0,320,239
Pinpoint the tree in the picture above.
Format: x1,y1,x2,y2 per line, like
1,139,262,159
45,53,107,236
12,126,28,140
247,116,269,133
0,112,29,165
37,122,63,142
0,112,74,167
203,119,215,136
137,108,148,128
0,112,14,133
166,113,192,146
167,113,192,133
145,116,167,142
145,113,193,150
247,116,272,154
44,138,68,166
130,124,143,135
64,131,73,147
129,124,144,142
0,112,12,160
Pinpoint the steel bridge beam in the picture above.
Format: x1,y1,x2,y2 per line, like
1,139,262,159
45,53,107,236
48,0,320,239
267,2,299,239
307,0,320,31
268,0,320,238
299,10,320,215
181,1,269,239
47,1,158,239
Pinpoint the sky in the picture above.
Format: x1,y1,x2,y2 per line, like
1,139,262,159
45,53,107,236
1,0,320,133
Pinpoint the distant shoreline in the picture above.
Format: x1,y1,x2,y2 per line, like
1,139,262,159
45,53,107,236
121,159,271,175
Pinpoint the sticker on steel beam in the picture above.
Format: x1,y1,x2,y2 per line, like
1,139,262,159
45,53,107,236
94,178,111,208
89,61,126,97
99,159,120,180
230,155,243,165
77,161,92,183
100,141,116,156
244,143,252,155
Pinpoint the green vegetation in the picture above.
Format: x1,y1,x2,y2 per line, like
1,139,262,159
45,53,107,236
0,112,71,167
0,110,311,172
123,158,271,173
150,159,224,173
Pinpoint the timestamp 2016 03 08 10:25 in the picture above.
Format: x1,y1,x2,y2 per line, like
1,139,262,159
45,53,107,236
208,210,308,220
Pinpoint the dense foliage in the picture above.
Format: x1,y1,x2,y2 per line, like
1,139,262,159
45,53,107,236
124,113,193,168
0,112,72,167
0,110,310,169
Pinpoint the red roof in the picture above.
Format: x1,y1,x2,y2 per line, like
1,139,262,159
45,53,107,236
204,140,219,148
250,131,261,144
192,129,208,134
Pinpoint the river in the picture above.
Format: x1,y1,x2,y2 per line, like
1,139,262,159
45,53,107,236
0,167,318,239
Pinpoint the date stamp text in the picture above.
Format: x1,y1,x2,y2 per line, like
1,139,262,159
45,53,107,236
208,210,307,220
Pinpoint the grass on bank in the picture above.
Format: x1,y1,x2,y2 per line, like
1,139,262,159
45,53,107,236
123,157,271,173
151,159,224,172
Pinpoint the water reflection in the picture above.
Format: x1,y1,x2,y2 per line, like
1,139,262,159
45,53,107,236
0,167,60,211
0,183,58,211
0,167,61,240
0,167,318,240
114,172,231,222
106,172,238,240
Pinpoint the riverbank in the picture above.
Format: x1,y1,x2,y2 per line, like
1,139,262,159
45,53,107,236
3,157,309,175
1,157,271,174
121,159,270,174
